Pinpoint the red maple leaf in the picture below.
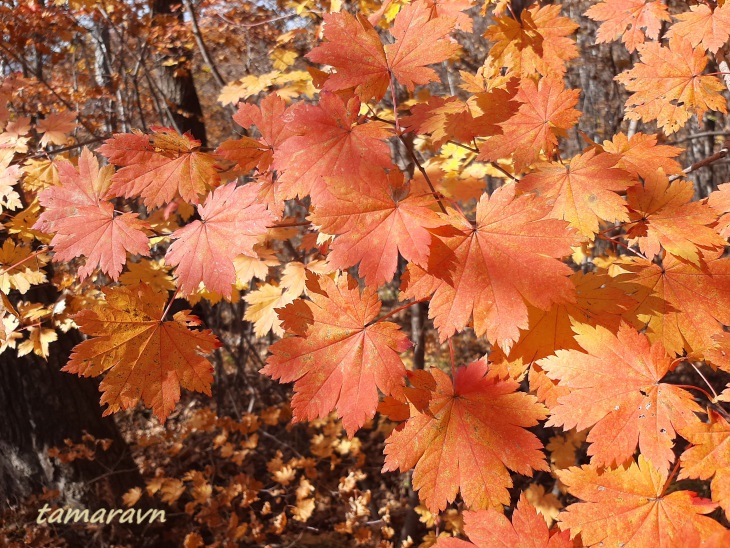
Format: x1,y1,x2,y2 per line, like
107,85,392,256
165,183,274,297
261,273,412,436
435,493,572,547
98,127,219,208
478,78,581,171
306,2,460,101
310,169,445,287
541,322,701,474
401,184,575,351
272,92,394,203
383,360,548,512
216,92,295,173
34,148,149,280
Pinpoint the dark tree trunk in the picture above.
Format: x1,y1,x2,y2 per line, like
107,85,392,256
151,0,208,146
0,307,142,510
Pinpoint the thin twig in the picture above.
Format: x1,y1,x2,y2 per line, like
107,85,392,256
183,0,226,88
399,135,448,214
669,137,730,182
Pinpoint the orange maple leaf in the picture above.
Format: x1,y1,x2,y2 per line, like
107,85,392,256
402,83,518,147
615,251,730,357
585,0,671,52
601,132,683,179
667,3,730,54
64,283,220,423
216,93,296,173
478,78,581,171
488,271,635,408
261,273,411,437
680,409,730,520
708,182,730,238
401,184,575,351
615,36,727,134
272,92,394,203
165,183,274,298
310,170,445,287
382,360,548,512
434,493,572,547
517,149,634,238
306,2,459,101
98,127,219,209
557,456,725,546
484,5,579,77
34,148,149,281
625,171,726,265
541,322,701,474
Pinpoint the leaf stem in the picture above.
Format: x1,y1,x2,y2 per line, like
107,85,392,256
161,288,180,321
660,458,682,498
687,361,720,401
399,135,448,214
0,246,48,275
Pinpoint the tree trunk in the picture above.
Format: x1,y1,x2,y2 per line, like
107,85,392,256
0,312,142,510
150,0,208,146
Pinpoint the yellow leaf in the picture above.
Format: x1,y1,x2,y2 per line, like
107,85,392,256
243,283,296,337
0,240,49,294
523,483,562,526
17,326,57,359
119,259,176,292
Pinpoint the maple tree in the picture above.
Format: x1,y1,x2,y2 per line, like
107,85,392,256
6,0,730,546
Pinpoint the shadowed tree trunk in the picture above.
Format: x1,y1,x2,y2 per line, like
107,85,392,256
0,287,142,509
151,0,208,146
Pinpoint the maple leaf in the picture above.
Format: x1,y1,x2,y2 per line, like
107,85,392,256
64,283,220,422
216,93,295,173
518,149,633,238
34,148,150,281
243,283,296,338
615,251,730,357
383,360,548,512
585,0,671,53
310,170,445,287
165,183,274,298
478,78,581,171
601,131,683,179
708,183,730,238
667,3,730,54
306,2,459,101
434,493,572,547
0,240,48,294
541,322,701,474
0,149,22,213
557,456,725,546
680,409,730,520
615,36,727,134
484,5,578,78
625,171,725,265
261,273,411,436
488,270,635,407
402,83,519,147
401,184,575,351
98,127,220,208
37,111,77,147
272,92,394,203
17,325,57,359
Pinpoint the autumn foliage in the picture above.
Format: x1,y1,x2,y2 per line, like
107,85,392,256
7,0,730,546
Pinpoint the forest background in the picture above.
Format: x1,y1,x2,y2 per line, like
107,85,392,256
3,0,730,547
